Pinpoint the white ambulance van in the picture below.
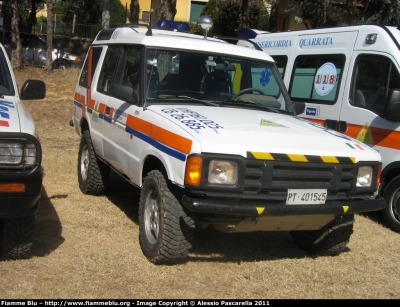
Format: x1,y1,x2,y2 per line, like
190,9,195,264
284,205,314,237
71,17,385,264
237,25,400,233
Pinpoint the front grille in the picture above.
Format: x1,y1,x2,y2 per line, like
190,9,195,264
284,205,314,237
244,160,355,200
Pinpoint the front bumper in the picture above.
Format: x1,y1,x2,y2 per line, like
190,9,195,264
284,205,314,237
0,132,43,218
0,167,43,218
182,195,386,217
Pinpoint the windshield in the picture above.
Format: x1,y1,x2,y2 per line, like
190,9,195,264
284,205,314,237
0,48,15,96
145,49,292,113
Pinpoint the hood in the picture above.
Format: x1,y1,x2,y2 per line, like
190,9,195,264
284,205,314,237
0,98,21,132
149,105,381,162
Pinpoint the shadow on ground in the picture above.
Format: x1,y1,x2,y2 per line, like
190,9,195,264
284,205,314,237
31,187,65,257
103,170,351,263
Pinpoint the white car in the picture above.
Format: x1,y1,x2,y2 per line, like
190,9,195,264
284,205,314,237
71,17,386,264
1,30,82,69
0,43,46,259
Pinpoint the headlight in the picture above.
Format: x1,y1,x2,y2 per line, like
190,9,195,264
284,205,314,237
208,160,238,185
356,166,373,187
0,142,37,165
0,143,23,164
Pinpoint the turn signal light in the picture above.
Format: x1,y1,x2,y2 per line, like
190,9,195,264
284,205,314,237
0,183,26,193
185,156,202,186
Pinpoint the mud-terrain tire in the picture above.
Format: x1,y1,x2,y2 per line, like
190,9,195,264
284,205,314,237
291,214,354,256
383,176,400,233
78,130,110,195
0,215,35,260
139,170,194,264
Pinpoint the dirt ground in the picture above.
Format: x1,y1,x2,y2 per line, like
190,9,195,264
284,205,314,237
0,67,399,299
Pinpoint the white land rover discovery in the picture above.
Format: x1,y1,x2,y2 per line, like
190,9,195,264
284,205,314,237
71,17,386,264
0,43,46,259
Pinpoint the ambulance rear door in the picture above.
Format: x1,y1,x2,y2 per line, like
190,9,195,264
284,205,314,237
277,30,359,129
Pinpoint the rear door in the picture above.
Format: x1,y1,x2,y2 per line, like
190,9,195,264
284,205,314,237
271,30,358,129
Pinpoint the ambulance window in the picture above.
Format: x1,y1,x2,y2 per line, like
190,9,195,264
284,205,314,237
79,47,102,88
97,45,120,95
351,55,400,115
289,54,345,105
271,55,287,78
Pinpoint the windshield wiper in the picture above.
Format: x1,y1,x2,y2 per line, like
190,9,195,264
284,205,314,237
176,95,220,107
222,99,280,113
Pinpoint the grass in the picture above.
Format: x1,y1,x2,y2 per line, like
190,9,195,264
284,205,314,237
0,67,399,299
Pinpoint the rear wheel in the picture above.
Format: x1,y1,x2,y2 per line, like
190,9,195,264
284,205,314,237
291,214,354,256
78,130,110,195
383,176,400,233
0,215,35,260
139,170,194,264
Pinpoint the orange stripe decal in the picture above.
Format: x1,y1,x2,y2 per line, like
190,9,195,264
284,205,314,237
126,115,192,154
306,118,400,150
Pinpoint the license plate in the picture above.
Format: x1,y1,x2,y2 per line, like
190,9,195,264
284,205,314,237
286,189,327,205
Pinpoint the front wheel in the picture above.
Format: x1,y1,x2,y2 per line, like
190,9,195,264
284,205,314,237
291,214,354,256
78,130,110,195
0,214,35,260
139,170,194,264
382,176,400,233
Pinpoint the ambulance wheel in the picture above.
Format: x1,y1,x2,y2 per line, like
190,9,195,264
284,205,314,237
291,214,354,256
0,214,35,260
382,176,400,233
139,170,194,264
233,88,265,100
78,130,110,195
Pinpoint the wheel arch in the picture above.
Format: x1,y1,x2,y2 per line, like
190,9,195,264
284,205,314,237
380,161,400,194
80,117,90,135
142,155,168,185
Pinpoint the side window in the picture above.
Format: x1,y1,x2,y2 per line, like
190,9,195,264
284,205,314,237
97,45,120,95
112,45,141,104
289,54,345,105
115,46,141,89
78,47,102,88
271,55,288,79
350,55,399,115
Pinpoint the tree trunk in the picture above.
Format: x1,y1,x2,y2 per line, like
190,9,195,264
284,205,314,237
46,0,54,73
159,0,176,20
130,0,140,23
102,0,110,29
10,0,21,69
30,0,37,34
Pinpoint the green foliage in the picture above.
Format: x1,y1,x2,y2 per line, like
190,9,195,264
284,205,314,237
286,0,400,29
55,0,126,27
201,0,270,36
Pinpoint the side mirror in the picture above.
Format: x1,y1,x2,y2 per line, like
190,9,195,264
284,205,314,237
384,88,400,122
292,100,305,115
20,80,46,100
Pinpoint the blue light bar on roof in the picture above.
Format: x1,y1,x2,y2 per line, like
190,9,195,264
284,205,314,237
156,20,190,32
237,28,258,39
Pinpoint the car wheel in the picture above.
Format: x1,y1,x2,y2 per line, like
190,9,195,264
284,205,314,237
0,214,35,260
139,170,194,264
383,176,400,233
291,214,354,256
53,59,71,70
78,130,110,195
